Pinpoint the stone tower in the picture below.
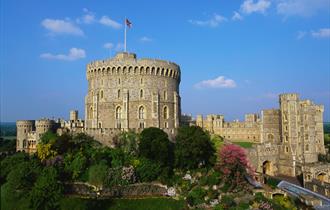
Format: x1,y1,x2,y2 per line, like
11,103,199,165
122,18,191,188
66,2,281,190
85,52,181,141
70,110,78,121
278,93,325,176
35,119,57,144
16,120,35,152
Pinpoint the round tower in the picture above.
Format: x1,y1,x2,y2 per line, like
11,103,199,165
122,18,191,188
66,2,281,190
16,120,35,152
35,119,56,143
85,52,181,134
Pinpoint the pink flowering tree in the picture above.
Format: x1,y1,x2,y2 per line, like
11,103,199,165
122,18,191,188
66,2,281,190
216,144,254,191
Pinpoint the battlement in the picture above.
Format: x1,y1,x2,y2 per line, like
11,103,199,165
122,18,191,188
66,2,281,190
86,52,181,81
279,93,299,101
35,119,56,127
16,120,35,127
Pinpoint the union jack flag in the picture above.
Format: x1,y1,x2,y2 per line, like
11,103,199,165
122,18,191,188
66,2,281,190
125,18,132,28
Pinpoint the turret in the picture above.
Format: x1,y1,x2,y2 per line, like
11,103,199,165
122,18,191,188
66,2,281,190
16,120,35,152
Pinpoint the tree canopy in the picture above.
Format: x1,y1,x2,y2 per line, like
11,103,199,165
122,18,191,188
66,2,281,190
174,126,216,169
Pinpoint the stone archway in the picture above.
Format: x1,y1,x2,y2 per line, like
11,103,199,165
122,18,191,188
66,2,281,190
263,161,273,176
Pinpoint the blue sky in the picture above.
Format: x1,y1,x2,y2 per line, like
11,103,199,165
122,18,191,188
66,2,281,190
1,0,330,122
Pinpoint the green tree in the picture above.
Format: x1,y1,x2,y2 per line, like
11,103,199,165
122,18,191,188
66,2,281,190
175,126,216,169
139,127,173,167
64,152,87,180
1,152,29,183
36,143,57,161
88,162,109,189
1,161,40,210
135,157,162,182
115,131,139,155
29,167,63,210
40,131,58,144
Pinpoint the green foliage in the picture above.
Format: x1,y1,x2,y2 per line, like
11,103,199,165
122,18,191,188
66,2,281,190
265,177,281,189
40,131,58,144
59,197,186,210
30,167,63,210
175,126,216,169
0,138,16,152
1,160,41,210
220,195,236,209
186,186,207,206
139,127,173,167
88,162,109,189
273,195,297,210
64,152,87,180
37,143,57,161
135,157,162,182
1,152,29,182
115,131,139,155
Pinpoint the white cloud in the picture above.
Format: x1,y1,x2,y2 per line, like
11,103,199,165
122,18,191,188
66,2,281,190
240,0,271,14
99,16,122,29
41,19,84,36
297,31,307,40
103,42,114,49
311,28,330,38
232,11,243,21
140,36,153,42
277,0,329,17
76,8,96,24
195,76,237,89
40,48,86,61
189,13,227,27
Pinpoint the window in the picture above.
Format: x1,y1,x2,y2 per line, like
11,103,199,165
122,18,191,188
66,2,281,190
140,78,143,84
139,122,145,129
164,122,168,128
118,78,121,84
163,106,168,119
23,140,27,148
117,89,121,98
140,89,144,98
139,106,145,119
89,106,93,119
116,106,122,119
305,144,309,151
100,90,104,99
164,91,167,100
285,146,289,153
98,122,102,128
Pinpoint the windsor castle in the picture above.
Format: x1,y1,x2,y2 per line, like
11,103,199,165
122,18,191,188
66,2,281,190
16,52,330,197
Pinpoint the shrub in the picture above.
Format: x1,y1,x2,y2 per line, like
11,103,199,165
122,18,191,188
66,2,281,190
175,126,216,169
186,186,207,206
139,127,173,168
135,158,161,182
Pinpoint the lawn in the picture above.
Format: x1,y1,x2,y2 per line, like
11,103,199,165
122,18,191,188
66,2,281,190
60,197,187,210
233,141,254,148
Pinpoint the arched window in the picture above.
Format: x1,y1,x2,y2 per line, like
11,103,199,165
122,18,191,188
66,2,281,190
118,78,121,84
163,106,168,119
140,89,144,98
100,90,104,99
139,122,145,129
23,140,27,148
89,106,93,119
98,122,102,128
164,91,167,100
164,122,168,128
116,106,122,119
117,89,121,98
139,106,145,119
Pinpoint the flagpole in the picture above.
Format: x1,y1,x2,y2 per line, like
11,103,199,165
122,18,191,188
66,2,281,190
124,17,127,52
